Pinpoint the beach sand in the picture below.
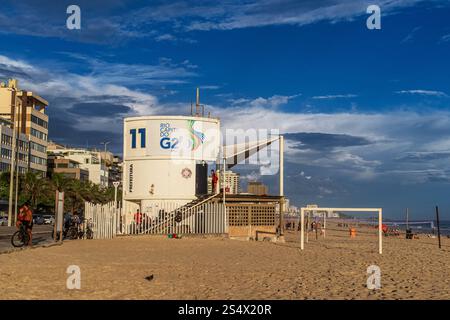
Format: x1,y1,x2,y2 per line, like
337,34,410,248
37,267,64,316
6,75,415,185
0,223,449,300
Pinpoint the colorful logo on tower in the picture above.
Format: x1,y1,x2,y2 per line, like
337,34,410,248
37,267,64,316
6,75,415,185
187,120,205,151
159,121,205,151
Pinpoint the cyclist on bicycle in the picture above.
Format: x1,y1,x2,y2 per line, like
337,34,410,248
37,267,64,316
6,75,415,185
17,203,33,246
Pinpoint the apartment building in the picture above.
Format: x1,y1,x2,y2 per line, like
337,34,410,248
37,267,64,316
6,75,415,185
48,144,109,187
47,154,89,181
0,79,48,176
108,156,123,187
98,151,122,187
0,118,29,174
247,181,269,196
215,170,241,194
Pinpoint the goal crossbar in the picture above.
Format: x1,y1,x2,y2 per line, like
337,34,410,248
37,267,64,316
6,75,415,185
300,207,383,254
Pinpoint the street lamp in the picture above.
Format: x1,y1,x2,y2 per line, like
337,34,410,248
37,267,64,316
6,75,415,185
100,141,111,154
113,181,120,208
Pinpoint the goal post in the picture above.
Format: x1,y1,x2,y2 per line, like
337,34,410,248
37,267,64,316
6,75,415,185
300,207,383,254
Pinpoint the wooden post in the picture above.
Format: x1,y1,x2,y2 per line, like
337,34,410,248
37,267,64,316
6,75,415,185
279,135,284,235
53,191,57,241
436,206,441,249
306,212,309,243
300,208,304,250
378,209,382,254
248,205,251,239
315,218,318,240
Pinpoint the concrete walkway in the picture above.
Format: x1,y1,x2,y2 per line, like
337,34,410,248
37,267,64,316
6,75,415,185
0,225,55,253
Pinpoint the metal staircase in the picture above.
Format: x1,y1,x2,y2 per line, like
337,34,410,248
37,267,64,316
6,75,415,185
140,193,220,234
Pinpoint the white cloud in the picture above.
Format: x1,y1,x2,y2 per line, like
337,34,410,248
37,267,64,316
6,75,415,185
440,34,450,43
0,54,199,134
155,33,177,41
0,0,434,44
401,26,422,43
3,53,450,185
199,85,221,90
312,94,358,99
182,0,427,31
396,89,448,97
230,94,301,109
241,171,261,181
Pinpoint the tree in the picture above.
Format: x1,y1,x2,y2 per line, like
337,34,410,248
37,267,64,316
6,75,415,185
21,172,50,210
50,173,71,192
0,171,117,214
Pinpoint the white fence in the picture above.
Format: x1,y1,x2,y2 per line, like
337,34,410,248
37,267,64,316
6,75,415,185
124,202,227,235
84,202,122,239
84,201,227,239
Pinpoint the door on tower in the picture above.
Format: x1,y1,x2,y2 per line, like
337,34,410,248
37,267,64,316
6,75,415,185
195,162,208,196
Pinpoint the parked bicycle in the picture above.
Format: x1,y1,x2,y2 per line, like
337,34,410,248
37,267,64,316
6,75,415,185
50,215,94,240
83,219,94,239
73,218,93,239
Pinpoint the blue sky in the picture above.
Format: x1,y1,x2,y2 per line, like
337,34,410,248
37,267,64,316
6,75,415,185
1,0,450,219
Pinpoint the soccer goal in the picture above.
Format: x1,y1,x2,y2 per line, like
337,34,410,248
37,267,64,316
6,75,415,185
299,207,383,254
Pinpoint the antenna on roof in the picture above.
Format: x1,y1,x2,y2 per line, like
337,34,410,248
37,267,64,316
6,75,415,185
192,87,210,118
196,87,200,116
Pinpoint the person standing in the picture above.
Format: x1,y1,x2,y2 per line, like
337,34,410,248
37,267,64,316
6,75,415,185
134,209,142,232
211,169,219,194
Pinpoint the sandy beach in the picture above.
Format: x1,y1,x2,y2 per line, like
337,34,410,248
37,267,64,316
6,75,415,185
1,223,449,300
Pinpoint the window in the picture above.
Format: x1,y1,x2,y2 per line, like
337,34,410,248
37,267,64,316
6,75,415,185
30,155,47,166
0,162,10,172
30,128,47,141
1,148,12,159
18,153,28,163
1,134,12,146
30,141,46,153
31,115,48,129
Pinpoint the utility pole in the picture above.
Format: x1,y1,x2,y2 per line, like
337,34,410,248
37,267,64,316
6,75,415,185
406,207,409,230
14,98,22,217
435,206,441,249
279,135,284,235
100,141,110,187
7,91,18,227
222,156,226,206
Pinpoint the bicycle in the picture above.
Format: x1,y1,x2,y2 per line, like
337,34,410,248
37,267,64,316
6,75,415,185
11,223,30,248
84,219,94,239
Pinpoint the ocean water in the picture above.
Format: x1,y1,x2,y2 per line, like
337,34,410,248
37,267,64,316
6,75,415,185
382,220,450,236
336,218,450,236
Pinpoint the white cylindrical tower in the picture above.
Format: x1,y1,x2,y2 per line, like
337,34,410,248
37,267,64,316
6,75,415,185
122,115,220,219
